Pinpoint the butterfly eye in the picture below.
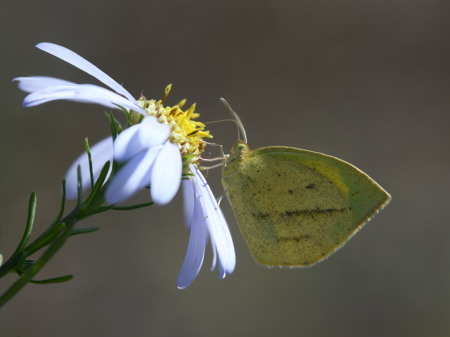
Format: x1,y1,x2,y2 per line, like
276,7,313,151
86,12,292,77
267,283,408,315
236,144,246,151
234,142,249,154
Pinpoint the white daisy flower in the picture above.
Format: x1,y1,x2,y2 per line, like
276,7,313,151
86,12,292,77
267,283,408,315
15,43,236,287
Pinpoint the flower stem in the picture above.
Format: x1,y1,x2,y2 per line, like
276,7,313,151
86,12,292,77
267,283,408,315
0,210,79,308
0,160,153,308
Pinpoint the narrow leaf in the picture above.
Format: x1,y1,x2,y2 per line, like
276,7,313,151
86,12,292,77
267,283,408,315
12,192,37,256
84,161,110,207
23,222,66,256
89,206,113,215
76,165,83,207
70,226,99,236
0,221,73,308
108,111,122,139
30,274,74,284
111,201,154,211
84,138,95,189
52,180,66,225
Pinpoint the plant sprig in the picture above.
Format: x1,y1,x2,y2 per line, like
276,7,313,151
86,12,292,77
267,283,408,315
0,125,153,308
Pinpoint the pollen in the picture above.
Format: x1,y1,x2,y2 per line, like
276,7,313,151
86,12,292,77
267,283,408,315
136,85,212,169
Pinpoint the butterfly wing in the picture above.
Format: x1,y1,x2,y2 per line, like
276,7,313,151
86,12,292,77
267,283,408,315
222,145,391,266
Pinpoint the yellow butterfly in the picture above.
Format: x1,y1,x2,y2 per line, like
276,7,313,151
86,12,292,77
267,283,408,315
220,100,391,267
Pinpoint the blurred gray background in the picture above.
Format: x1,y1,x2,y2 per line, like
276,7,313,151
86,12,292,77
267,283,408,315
1,0,449,336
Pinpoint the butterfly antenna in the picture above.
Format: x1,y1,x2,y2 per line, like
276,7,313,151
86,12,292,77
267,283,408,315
220,98,248,144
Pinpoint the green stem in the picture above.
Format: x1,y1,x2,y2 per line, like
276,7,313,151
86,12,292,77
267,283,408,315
0,210,80,308
0,158,152,308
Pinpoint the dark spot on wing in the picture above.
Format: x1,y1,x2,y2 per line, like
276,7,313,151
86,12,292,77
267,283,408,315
252,212,270,220
288,189,294,194
284,208,350,217
277,235,311,243
305,183,315,189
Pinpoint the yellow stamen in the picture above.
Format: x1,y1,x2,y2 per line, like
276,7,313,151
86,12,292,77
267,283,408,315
136,86,212,172
161,84,172,104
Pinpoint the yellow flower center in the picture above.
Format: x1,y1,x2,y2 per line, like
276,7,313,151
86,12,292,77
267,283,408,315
135,85,212,172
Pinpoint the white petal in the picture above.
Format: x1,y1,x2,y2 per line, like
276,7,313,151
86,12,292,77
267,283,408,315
210,239,218,272
113,116,170,163
138,116,171,148
182,179,195,229
65,137,114,200
191,165,235,276
36,42,137,103
113,123,144,162
13,76,76,93
150,141,182,206
23,84,145,114
176,198,208,289
22,85,83,106
213,206,235,277
105,146,163,204
177,165,236,288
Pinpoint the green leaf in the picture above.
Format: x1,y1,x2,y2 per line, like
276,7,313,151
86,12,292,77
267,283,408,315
30,274,74,284
108,111,122,139
12,192,37,256
84,138,95,189
84,161,110,208
50,180,67,226
0,221,74,307
111,201,154,211
70,226,100,236
23,222,66,256
90,205,113,215
76,165,83,207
